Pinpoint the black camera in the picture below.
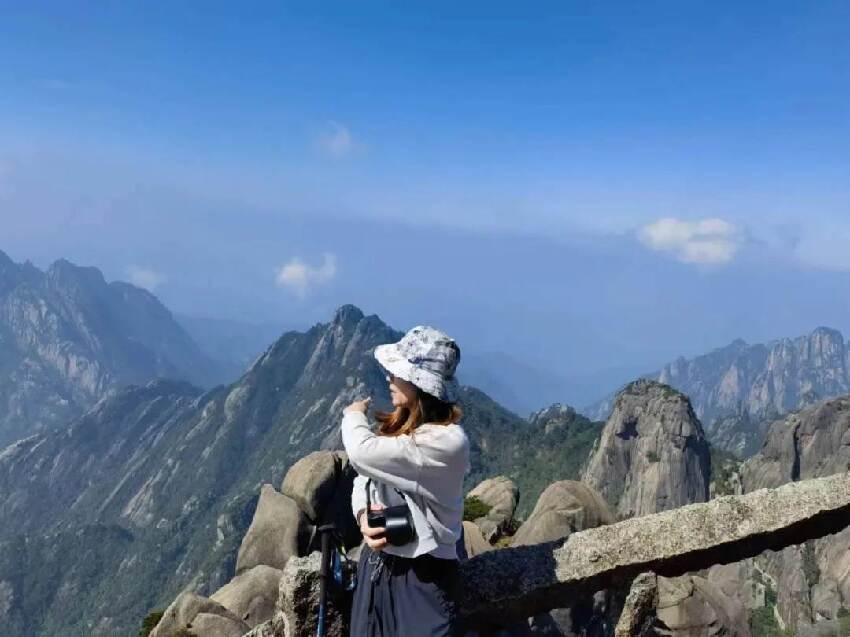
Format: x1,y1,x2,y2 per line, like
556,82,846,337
365,478,416,546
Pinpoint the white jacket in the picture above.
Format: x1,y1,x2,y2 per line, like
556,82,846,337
340,410,471,559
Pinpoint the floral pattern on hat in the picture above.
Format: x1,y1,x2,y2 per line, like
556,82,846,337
374,325,461,402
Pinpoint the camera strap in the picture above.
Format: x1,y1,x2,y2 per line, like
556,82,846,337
364,477,407,509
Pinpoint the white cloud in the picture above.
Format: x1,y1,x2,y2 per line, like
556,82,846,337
316,121,354,158
126,266,166,291
275,253,337,297
638,217,743,265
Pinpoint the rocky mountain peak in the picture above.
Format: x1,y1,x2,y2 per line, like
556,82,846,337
583,380,710,518
45,257,107,290
330,303,365,329
528,402,576,425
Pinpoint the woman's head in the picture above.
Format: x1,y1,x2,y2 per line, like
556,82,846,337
376,371,462,436
373,325,463,436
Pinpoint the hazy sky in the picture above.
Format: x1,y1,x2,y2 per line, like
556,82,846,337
2,2,850,402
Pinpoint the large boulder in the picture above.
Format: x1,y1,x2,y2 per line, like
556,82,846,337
235,484,312,574
149,591,250,637
210,565,283,628
583,379,711,518
187,612,253,637
511,481,613,547
462,521,493,558
280,450,361,551
467,476,519,543
281,451,343,522
655,575,750,636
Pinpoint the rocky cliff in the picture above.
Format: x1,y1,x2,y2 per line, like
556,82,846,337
737,396,850,631
0,250,219,446
585,327,850,457
583,380,711,519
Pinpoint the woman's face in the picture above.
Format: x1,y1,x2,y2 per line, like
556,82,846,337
387,373,418,408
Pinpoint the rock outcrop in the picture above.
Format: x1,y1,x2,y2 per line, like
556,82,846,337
234,485,311,575
654,575,750,636
737,396,850,631
210,565,283,628
467,476,519,543
149,591,250,637
614,572,658,637
462,521,493,558
150,449,357,636
586,327,850,457
0,250,220,446
583,380,711,519
511,480,613,547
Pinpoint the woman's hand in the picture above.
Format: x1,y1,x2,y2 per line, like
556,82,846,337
359,503,388,551
344,396,371,414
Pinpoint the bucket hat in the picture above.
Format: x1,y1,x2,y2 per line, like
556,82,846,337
374,326,461,402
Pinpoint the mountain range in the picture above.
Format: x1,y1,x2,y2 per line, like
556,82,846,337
0,250,223,447
2,251,849,635
585,326,850,456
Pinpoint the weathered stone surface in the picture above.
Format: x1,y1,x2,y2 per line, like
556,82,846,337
583,380,711,519
235,484,312,575
189,611,251,637
463,520,493,558
457,471,850,628
240,618,280,637
511,481,613,548
655,575,750,636
615,572,658,637
798,619,850,637
279,449,361,552
742,396,850,492
281,451,343,522
706,561,765,611
740,397,850,630
277,552,349,637
211,565,283,628
150,591,248,637
468,476,519,543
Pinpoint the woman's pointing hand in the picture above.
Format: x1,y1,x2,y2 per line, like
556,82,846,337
344,396,371,414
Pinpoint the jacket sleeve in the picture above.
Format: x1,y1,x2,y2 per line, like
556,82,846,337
340,411,424,494
351,473,368,524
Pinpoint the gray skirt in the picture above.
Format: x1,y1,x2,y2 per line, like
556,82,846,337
350,545,464,637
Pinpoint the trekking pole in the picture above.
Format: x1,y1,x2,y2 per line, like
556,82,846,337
316,523,335,637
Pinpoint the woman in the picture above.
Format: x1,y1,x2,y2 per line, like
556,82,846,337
341,325,471,637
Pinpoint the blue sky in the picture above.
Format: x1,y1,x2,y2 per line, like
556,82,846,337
2,2,850,405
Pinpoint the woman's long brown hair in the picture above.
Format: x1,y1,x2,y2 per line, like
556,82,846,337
375,388,462,437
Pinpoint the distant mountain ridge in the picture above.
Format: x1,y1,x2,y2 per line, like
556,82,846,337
0,250,221,446
584,327,850,455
